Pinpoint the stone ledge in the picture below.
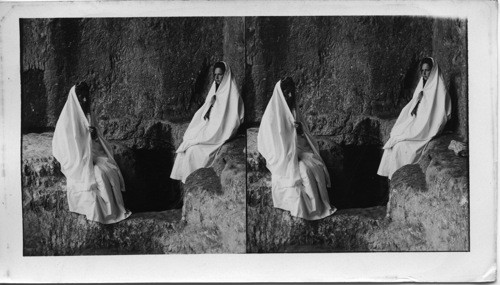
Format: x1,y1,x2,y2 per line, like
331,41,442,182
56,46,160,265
246,127,388,252
247,129,469,252
177,135,246,253
22,132,246,255
380,133,469,251
22,132,63,188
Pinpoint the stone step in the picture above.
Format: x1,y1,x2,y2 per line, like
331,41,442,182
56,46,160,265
179,136,247,254
246,126,389,252
22,133,64,188
23,181,68,212
22,133,184,255
22,133,247,255
247,198,387,253
23,206,182,256
246,127,469,252
379,133,469,251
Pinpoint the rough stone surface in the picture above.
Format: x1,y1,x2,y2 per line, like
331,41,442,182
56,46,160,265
433,19,468,140
161,136,247,253
22,133,246,255
366,134,469,251
244,17,467,142
22,17,467,142
21,18,229,133
247,131,469,252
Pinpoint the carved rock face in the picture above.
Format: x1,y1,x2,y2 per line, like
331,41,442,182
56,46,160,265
21,17,225,137
21,17,467,143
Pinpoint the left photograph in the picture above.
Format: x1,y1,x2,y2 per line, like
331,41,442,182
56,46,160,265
21,18,246,255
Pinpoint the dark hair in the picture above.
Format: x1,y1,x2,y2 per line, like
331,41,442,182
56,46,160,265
420,57,434,70
75,81,90,113
280,77,295,95
214,61,226,74
75,81,90,97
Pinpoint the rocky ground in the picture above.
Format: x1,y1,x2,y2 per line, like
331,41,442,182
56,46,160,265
247,128,469,252
23,128,468,255
22,132,246,255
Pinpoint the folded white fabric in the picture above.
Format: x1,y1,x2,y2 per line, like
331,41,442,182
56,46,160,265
378,58,451,179
258,81,335,220
170,62,244,183
52,86,130,224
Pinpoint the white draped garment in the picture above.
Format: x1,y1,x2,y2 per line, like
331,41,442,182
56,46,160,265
170,62,244,183
258,81,336,220
377,58,451,179
52,86,131,224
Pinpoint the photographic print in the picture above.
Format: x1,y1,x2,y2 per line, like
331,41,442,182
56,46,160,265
245,16,470,253
21,17,247,255
1,0,496,283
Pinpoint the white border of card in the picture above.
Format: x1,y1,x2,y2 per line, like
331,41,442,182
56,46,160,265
0,0,497,283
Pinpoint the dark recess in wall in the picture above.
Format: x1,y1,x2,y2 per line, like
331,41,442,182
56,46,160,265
21,68,48,133
124,149,181,212
332,146,388,209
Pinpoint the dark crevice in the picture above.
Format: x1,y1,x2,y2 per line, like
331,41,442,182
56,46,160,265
21,69,48,133
330,145,388,210
117,148,182,213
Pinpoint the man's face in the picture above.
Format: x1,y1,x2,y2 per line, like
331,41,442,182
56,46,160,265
421,63,432,81
214,67,224,85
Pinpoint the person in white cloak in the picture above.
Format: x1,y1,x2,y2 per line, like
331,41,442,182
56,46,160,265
170,61,244,183
377,57,452,179
258,77,336,220
52,82,131,224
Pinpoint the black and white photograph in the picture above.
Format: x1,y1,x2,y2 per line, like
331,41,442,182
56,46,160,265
245,16,470,253
0,0,496,283
21,17,247,255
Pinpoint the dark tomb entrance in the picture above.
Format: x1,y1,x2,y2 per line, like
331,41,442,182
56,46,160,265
329,145,388,210
114,145,182,213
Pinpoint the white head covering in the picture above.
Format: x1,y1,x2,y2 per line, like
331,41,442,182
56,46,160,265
52,86,96,193
52,86,122,194
258,80,331,188
384,57,452,149
176,61,244,153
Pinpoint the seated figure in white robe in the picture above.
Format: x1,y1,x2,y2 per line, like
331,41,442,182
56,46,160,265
258,77,336,220
52,82,131,224
377,57,452,179
170,61,244,183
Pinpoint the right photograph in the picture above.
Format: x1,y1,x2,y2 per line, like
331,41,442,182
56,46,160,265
245,16,469,252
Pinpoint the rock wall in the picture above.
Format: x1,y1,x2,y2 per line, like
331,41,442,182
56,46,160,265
21,16,468,141
245,17,431,141
244,16,467,142
21,18,232,140
433,18,468,140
